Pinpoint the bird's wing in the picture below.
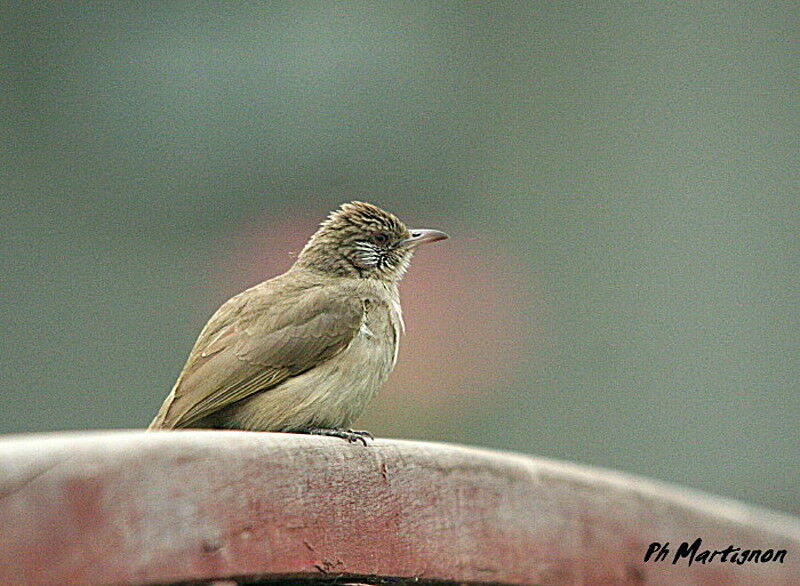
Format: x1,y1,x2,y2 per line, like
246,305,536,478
151,281,363,429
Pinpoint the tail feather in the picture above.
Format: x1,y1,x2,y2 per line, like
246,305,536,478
147,387,177,430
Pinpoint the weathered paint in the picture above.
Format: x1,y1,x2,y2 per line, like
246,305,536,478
0,431,797,585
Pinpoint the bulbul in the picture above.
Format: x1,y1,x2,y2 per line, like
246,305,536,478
149,201,448,443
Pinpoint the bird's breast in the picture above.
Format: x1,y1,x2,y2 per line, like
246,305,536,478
219,289,401,431
354,297,399,376
298,295,399,426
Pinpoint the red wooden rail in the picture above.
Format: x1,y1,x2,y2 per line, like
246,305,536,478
0,430,797,585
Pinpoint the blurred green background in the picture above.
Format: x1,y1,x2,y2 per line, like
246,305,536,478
2,3,797,514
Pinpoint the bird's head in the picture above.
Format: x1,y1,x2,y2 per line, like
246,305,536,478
295,201,448,281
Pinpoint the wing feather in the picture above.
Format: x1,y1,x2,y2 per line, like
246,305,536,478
151,278,363,429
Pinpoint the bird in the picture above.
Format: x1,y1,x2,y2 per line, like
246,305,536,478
148,201,448,444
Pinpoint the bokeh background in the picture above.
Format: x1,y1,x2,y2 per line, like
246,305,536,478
2,4,797,514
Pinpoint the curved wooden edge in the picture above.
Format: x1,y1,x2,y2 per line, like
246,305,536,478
0,430,797,585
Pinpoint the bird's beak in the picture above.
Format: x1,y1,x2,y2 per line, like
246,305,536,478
401,228,449,248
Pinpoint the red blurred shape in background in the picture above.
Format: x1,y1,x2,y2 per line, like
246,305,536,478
208,211,543,435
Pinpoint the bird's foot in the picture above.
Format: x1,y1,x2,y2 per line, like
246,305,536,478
296,427,374,446
345,428,374,442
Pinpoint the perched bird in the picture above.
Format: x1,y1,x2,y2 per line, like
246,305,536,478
149,201,448,443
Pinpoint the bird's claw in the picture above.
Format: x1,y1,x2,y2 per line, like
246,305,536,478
299,427,374,446
346,428,374,441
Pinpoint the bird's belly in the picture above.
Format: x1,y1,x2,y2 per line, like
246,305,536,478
222,329,396,431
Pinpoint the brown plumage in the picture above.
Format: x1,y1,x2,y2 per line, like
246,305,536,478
149,202,448,443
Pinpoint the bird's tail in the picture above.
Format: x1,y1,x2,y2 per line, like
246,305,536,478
147,387,177,430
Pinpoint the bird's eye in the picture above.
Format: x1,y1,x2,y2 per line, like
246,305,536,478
372,232,389,245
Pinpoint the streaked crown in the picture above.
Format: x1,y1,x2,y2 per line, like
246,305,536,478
295,201,414,280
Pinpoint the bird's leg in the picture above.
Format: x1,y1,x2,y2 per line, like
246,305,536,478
290,427,374,446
